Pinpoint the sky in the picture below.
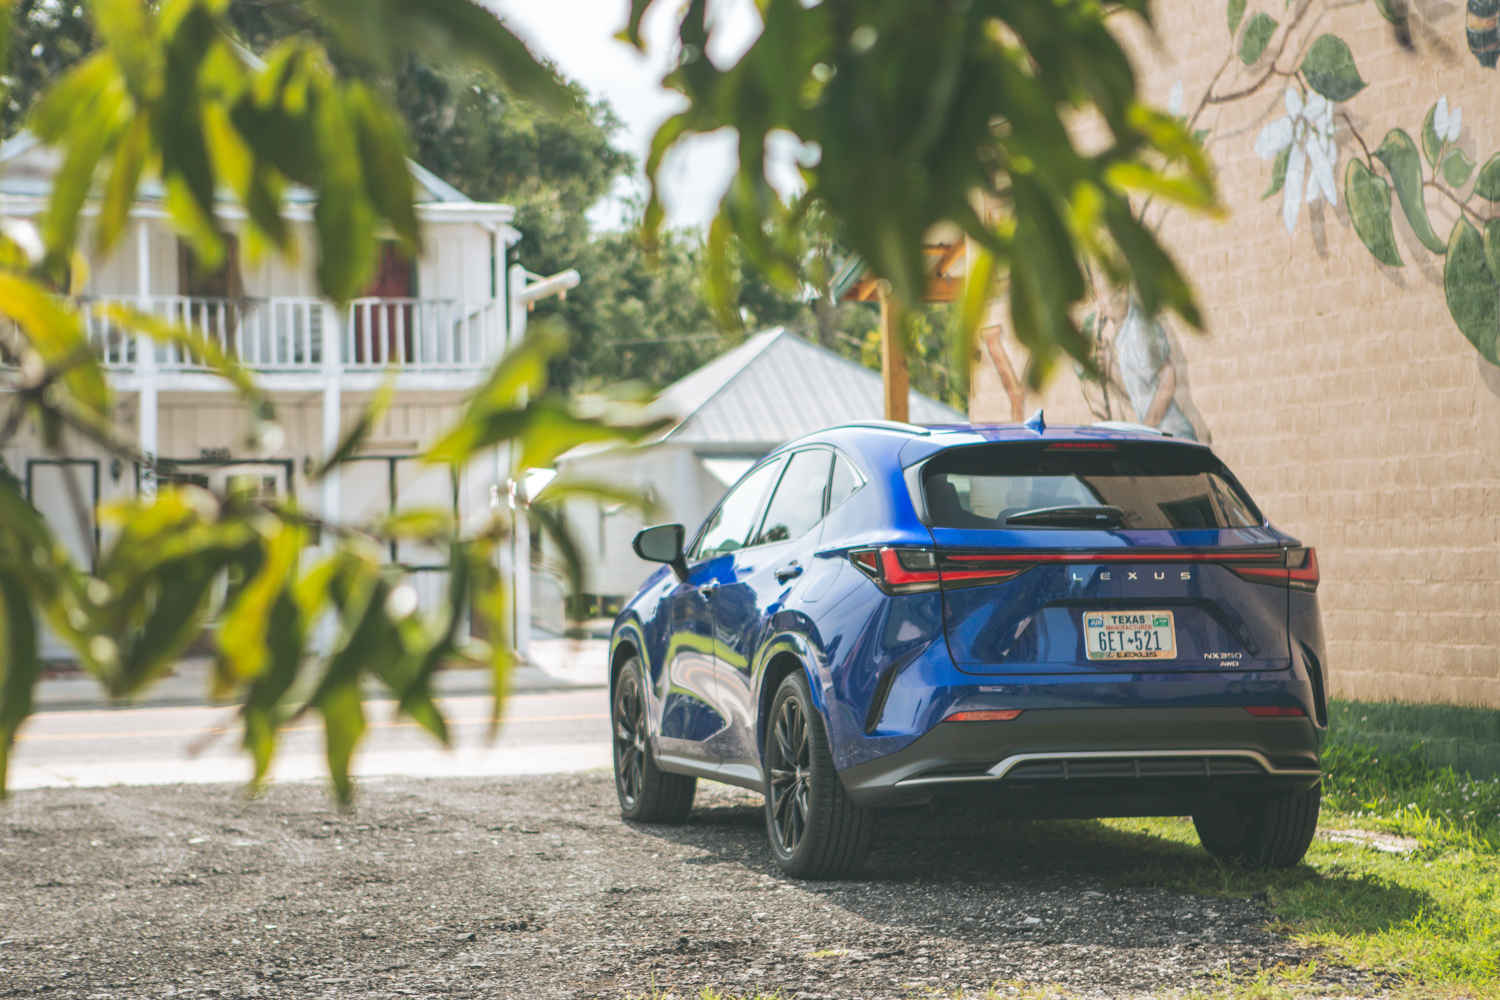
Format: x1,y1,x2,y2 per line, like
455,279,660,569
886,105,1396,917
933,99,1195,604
492,0,784,232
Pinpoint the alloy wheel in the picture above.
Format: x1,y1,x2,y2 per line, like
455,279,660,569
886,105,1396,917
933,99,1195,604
767,694,812,855
613,669,647,809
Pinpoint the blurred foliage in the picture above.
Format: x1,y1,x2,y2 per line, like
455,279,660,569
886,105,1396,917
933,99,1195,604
1,0,1218,798
0,0,663,801
625,0,1221,387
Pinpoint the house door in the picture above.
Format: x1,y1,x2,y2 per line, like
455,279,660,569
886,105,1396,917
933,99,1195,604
352,243,416,364
342,454,464,626
25,459,101,572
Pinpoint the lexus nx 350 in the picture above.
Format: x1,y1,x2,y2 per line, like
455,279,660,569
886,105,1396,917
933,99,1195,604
609,419,1326,878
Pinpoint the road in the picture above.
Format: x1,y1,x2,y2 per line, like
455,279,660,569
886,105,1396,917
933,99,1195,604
8,687,612,791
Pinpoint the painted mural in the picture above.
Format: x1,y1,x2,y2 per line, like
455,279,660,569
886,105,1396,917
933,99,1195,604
1077,281,1206,442
1072,0,1500,435
1229,0,1500,365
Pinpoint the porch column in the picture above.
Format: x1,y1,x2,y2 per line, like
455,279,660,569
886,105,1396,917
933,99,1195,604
512,478,531,659
320,302,342,534
505,263,529,658
135,219,158,499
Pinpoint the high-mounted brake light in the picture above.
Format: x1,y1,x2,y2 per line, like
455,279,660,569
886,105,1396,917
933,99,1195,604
1244,705,1306,717
847,547,1033,593
1044,441,1118,451
1228,547,1319,592
944,709,1024,722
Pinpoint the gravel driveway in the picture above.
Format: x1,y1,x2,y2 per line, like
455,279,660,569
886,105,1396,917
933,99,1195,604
1,772,1377,999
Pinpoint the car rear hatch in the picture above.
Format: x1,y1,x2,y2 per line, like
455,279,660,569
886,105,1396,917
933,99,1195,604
910,438,1303,675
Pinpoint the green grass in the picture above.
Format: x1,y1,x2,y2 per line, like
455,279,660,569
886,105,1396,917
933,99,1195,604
1330,700,1500,780
1092,714,1500,999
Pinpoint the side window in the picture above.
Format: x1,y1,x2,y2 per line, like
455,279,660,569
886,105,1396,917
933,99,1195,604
754,450,832,546
827,454,863,511
693,460,783,560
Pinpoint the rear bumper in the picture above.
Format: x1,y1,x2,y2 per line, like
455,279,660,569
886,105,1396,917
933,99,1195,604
838,707,1321,809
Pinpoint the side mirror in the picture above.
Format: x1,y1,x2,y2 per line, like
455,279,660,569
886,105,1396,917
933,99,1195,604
633,523,688,581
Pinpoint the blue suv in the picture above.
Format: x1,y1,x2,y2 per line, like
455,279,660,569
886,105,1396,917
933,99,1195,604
611,419,1326,878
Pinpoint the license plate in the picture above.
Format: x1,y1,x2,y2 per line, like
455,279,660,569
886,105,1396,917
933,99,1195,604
1083,610,1176,660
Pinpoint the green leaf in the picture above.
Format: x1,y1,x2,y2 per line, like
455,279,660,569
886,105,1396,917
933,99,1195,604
0,274,111,419
1442,148,1476,188
1263,147,1290,200
1227,0,1247,35
1421,103,1443,168
1474,155,1500,201
218,524,303,685
1481,220,1500,298
0,572,40,798
1299,34,1365,103
96,116,150,258
312,87,377,303
309,0,572,113
1444,218,1500,365
347,84,421,256
1345,160,1402,267
1375,129,1447,253
1239,13,1278,64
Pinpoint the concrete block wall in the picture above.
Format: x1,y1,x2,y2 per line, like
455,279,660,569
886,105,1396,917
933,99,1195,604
971,0,1500,706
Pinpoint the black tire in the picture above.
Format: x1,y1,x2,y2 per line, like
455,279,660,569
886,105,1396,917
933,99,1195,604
612,656,695,824
763,671,872,879
1192,782,1321,869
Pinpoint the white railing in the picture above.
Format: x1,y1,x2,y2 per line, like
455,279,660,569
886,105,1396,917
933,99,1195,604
345,297,498,370
82,296,500,374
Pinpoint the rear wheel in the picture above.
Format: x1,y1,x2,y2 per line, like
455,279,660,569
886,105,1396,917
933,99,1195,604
1193,782,1321,869
612,656,695,824
763,671,872,879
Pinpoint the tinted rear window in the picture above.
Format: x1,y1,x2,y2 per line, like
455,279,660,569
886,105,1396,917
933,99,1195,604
922,442,1262,530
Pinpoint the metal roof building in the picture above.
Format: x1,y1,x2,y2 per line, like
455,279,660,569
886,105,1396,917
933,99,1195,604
541,328,963,604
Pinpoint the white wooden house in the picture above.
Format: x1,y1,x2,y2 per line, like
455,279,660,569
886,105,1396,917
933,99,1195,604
0,131,575,656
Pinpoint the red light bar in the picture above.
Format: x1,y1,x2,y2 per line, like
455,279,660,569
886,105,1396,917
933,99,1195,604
942,550,1282,566
945,709,1024,722
1044,441,1118,451
1227,547,1319,592
1244,705,1306,717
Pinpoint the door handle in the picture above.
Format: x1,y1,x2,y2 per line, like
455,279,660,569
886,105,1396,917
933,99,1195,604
775,561,803,584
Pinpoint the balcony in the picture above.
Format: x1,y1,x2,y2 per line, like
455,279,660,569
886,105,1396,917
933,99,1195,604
78,295,503,387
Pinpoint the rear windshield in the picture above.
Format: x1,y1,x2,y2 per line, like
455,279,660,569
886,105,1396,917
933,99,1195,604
921,441,1263,530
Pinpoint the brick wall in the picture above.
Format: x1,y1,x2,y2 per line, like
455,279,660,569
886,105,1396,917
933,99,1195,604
970,0,1500,706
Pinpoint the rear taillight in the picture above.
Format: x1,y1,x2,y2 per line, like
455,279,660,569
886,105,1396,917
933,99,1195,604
848,547,1032,594
1228,547,1319,592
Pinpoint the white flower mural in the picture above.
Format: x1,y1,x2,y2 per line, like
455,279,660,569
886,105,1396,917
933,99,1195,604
1433,95,1462,144
1254,87,1339,234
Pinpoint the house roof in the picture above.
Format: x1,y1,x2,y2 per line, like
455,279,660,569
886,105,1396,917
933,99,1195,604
0,129,498,210
648,327,965,449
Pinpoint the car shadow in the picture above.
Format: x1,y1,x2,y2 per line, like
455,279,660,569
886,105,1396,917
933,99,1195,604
628,790,1433,943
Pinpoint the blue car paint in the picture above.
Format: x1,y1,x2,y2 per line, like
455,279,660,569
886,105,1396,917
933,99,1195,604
611,422,1329,794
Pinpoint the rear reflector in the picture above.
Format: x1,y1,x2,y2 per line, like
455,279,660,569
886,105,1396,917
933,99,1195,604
945,709,1024,722
1244,705,1306,717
